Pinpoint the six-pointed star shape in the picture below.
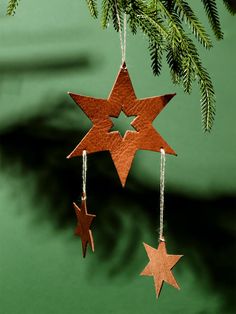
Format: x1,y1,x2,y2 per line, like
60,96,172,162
73,199,96,258
67,63,176,186
140,241,183,298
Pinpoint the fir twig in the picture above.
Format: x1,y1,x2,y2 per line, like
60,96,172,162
181,36,216,131
101,0,112,28
182,55,194,94
223,0,236,15
86,0,98,18
199,67,216,132
174,0,212,49
7,0,20,16
201,0,223,39
101,0,122,31
149,41,163,76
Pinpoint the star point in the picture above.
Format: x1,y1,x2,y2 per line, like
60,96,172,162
68,65,176,186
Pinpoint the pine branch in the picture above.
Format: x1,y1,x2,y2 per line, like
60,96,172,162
137,12,168,43
7,0,20,16
125,0,143,34
174,0,212,49
166,46,183,84
149,41,163,76
149,1,216,130
148,1,181,82
181,36,215,131
124,1,168,42
101,0,112,28
86,0,98,18
198,66,216,132
182,56,194,93
85,0,235,131
201,0,223,39
101,0,122,31
156,2,189,83
112,0,123,32
223,0,236,15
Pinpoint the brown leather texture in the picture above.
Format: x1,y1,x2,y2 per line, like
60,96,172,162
68,62,176,186
74,198,96,258
140,241,183,298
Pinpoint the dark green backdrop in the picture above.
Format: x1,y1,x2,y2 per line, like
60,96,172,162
0,1,235,313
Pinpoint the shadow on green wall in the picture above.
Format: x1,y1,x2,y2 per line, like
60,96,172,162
0,97,235,313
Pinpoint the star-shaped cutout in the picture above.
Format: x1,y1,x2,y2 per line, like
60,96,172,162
73,198,96,258
140,241,183,298
110,110,136,136
67,63,176,186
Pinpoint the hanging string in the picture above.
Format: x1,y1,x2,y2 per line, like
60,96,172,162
159,148,166,242
123,13,127,63
82,150,87,199
114,0,127,64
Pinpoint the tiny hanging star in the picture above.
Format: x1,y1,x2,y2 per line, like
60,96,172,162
73,198,96,258
67,63,176,187
140,241,183,298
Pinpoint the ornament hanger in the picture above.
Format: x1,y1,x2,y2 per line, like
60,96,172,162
140,149,183,298
73,150,96,257
67,2,182,299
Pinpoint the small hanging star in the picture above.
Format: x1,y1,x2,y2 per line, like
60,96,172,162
73,198,96,258
140,241,183,298
67,63,176,187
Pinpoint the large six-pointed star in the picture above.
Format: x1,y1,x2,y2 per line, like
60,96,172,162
140,241,183,298
68,63,176,186
74,199,96,258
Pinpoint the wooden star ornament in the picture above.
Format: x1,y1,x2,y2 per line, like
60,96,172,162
140,241,183,298
67,63,176,187
73,197,96,258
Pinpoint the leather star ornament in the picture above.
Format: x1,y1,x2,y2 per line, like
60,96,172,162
73,199,96,258
140,241,183,298
67,63,176,186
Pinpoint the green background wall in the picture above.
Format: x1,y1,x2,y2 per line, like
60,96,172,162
0,1,235,313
